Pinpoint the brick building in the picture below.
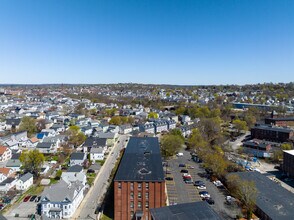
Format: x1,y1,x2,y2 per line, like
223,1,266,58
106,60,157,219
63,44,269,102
283,150,294,178
114,137,165,220
251,124,294,143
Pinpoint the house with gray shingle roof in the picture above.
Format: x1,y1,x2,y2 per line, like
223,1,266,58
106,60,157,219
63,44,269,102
40,180,85,219
16,172,33,191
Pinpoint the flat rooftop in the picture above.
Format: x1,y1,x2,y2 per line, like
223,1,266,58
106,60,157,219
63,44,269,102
150,201,222,220
114,137,164,182
252,124,293,133
233,171,294,220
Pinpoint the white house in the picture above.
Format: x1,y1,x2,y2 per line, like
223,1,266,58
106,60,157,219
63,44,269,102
0,177,16,192
0,146,12,162
69,152,86,166
40,180,85,219
90,147,105,161
61,165,86,186
16,172,33,191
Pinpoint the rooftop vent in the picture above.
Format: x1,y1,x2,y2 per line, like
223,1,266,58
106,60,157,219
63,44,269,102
138,168,151,175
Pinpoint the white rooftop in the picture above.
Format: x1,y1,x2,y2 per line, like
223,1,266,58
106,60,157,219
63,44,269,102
284,150,294,156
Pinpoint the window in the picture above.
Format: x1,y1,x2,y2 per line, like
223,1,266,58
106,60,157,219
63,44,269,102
118,182,121,189
138,183,142,190
130,182,134,190
145,201,149,209
130,202,134,208
138,192,142,199
131,211,134,219
146,182,149,189
138,202,142,209
145,192,149,199
130,192,134,199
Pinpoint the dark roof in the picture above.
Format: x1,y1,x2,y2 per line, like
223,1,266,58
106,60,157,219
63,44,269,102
114,137,164,182
266,117,294,122
19,172,33,182
233,171,294,220
36,142,52,149
0,177,15,185
150,201,222,220
6,118,21,126
84,137,107,147
11,153,21,160
252,124,293,133
70,152,85,160
67,165,83,173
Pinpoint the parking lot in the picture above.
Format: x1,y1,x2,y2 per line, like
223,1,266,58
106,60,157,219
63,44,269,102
165,150,241,220
4,195,39,219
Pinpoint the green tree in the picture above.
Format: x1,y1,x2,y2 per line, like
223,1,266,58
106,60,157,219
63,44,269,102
187,129,208,151
169,129,184,141
67,126,86,147
244,115,256,129
109,116,122,125
232,119,248,134
19,149,45,176
204,153,228,177
161,134,184,159
19,116,37,136
148,112,159,119
199,117,222,146
281,143,293,150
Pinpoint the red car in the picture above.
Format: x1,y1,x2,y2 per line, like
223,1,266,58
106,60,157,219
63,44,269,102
23,196,31,202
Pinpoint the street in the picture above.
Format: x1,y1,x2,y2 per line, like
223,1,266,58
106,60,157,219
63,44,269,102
73,135,128,220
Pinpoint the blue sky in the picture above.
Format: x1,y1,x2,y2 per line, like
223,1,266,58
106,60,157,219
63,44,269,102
0,0,293,85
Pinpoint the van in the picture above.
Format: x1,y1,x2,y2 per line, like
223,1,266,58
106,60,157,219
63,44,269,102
177,152,184,157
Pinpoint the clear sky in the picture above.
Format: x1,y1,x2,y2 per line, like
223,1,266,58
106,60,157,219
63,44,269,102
0,0,293,85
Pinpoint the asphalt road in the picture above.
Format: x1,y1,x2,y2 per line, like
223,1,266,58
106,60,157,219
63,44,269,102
166,150,240,220
73,135,128,220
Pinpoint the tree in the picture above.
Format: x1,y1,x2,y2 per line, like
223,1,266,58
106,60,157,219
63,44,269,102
161,134,184,159
148,112,158,119
204,153,228,177
169,129,184,141
226,174,257,220
36,119,46,132
281,143,293,150
19,116,37,136
109,116,122,125
187,129,208,151
244,115,256,129
199,118,222,146
67,126,86,147
232,119,248,134
19,149,45,176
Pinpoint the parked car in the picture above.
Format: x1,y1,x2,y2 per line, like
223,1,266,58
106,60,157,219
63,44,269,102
187,165,194,169
177,152,184,157
213,180,223,187
180,169,189,173
199,191,210,198
23,196,31,202
30,195,37,202
0,204,4,210
185,179,193,184
204,197,215,205
194,180,205,186
197,185,206,190
179,163,186,167
94,204,102,214
165,177,174,181
35,196,41,202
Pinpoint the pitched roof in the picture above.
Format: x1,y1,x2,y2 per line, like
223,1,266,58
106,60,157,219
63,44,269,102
90,147,104,154
36,142,52,149
41,180,83,203
0,167,11,176
84,137,107,147
67,165,83,173
19,172,33,182
70,152,85,160
0,146,9,155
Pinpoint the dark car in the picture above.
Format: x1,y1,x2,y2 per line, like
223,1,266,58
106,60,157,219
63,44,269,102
180,169,189,173
179,163,186,167
94,204,102,214
165,171,171,174
35,196,41,202
194,180,205,186
23,196,31,202
184,179,193,184
199,191,209,195
30,195,37,202
204,197,215,205
165,177,174,181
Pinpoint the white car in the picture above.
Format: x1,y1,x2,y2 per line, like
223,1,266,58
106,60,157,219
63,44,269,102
182,173,191,177
213,180,223,187
197,185,206,190
200,193,210,198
